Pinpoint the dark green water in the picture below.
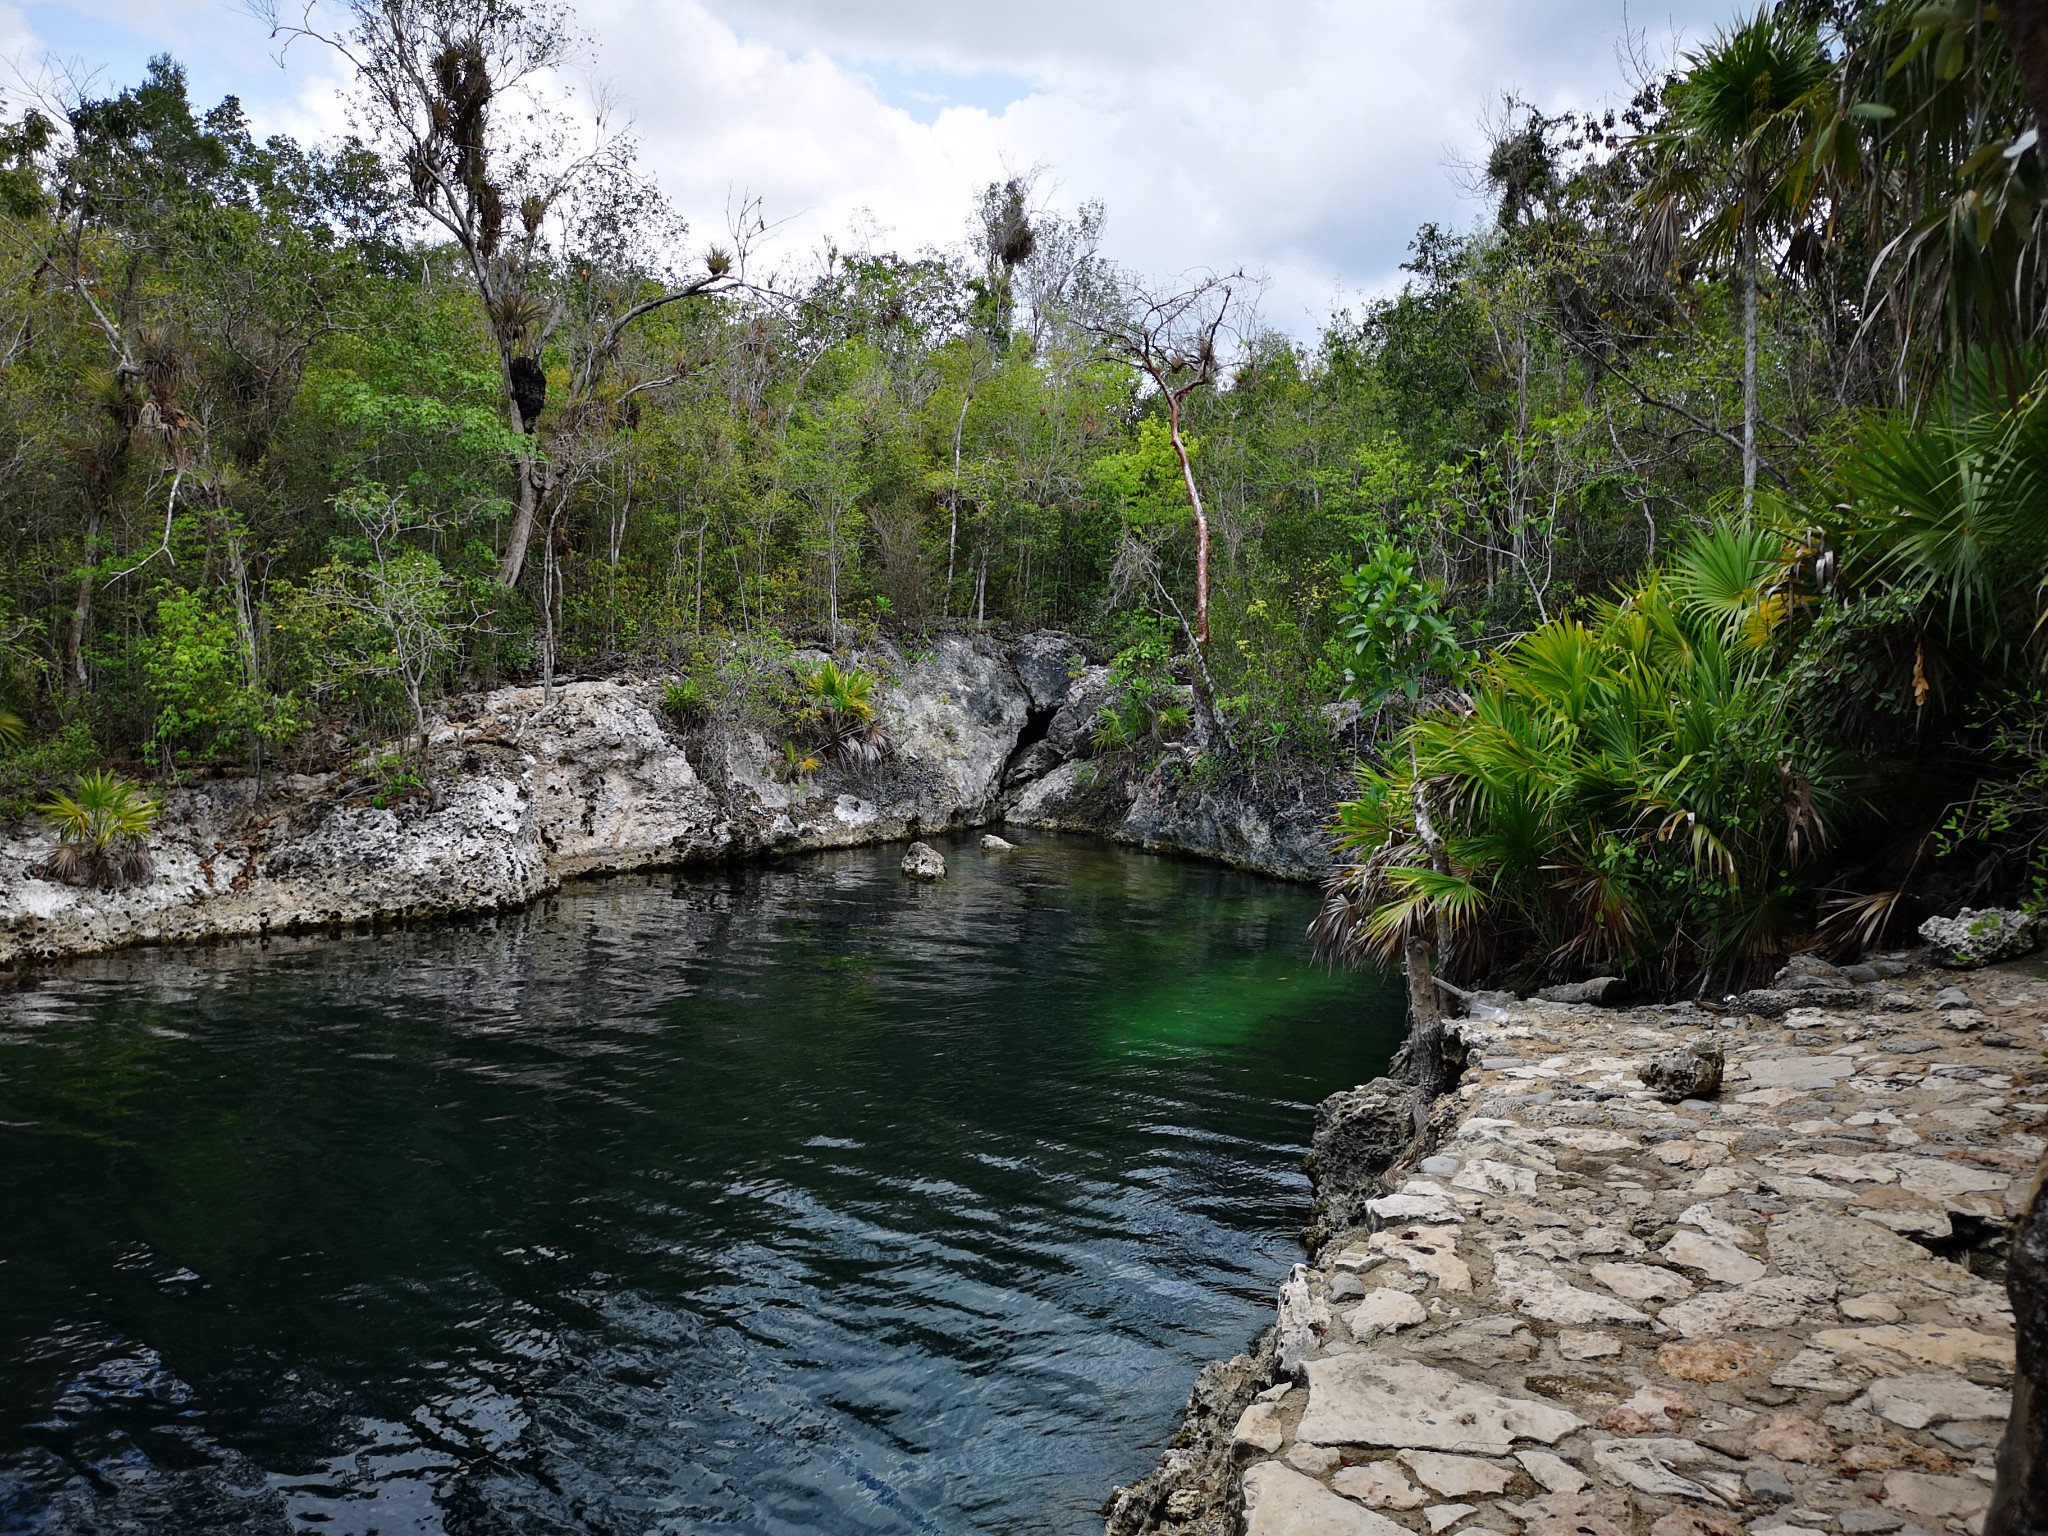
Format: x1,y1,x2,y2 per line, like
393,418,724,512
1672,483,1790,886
0,835,1402,1535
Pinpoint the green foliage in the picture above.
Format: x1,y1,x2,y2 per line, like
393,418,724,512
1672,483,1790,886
1330,542,1469,708
1094,627,1190,753
662,675,711,723
0,722,99,823
1318,533,1839,988
139,588,301,773
356,752,425,810
36,769,159,888
796,657,893,769
776,741,820,784
1925,691,2048,913
1816,356,2048,650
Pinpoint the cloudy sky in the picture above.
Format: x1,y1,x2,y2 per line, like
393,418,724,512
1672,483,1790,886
5,0,1731,336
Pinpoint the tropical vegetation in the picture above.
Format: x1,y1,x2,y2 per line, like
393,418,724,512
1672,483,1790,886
0,0,2046,993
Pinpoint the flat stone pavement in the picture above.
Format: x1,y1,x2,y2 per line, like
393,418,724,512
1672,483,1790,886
1129,956,2048,1536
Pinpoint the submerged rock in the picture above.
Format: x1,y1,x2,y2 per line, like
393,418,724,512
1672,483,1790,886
900,842,946,880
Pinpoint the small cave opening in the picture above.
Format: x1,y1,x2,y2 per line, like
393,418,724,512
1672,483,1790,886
1000,704,1059,782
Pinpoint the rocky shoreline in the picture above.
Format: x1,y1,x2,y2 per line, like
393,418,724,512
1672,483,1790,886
0,631,1341,968
1105,954,2048,1536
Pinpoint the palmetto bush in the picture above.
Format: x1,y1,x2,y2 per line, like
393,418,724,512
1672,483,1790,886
1819,353,2048,655
36,770,161,890
797,659,894,770
1316,526,1838,991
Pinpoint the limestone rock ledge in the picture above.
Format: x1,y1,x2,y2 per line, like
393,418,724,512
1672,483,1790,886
0,632,1345,967
1106,962,2048,1536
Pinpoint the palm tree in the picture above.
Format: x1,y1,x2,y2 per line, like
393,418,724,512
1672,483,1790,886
1637,9,1832,510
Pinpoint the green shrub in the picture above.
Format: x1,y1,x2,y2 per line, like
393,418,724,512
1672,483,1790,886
140,588,301,774
1329,541,1469,708
0,722,100,824
663,675,712,723
1317,527,1839,990
1093,632,1188,753
36,769,159,888
796,658,893,768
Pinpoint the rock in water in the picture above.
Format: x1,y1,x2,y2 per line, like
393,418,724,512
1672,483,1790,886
979,833,1015,852
1985,1151,2047,1536
900,842,946,880
1637,1042,1724,1102
1308,1078,1417,1198
1920,907,2038,968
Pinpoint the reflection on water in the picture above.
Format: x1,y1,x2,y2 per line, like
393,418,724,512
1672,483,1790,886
0,835,1402,1534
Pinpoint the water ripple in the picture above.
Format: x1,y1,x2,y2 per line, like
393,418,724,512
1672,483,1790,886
0,835,1401,1534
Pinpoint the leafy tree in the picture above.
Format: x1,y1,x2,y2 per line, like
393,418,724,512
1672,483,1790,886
139,586,300,774
1331,541,1470,709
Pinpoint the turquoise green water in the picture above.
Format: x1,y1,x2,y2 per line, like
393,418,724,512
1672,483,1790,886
0,834,1404,1534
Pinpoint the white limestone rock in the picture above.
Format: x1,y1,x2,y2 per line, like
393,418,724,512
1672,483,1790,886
1243,1462,1411,1536
1396,1450,1515,1497
1862,1374,2012,1430
1295,1355,1583,1456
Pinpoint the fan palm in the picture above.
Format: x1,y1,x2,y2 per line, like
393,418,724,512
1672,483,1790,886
37,770,159,889
798,659,894,770
1316,528,1838,990
1820,349,2048,649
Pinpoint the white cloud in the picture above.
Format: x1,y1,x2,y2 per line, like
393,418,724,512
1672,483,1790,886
12,0,1733,336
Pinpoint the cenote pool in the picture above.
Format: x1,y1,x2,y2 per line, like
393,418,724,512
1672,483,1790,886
0,834,1403,1535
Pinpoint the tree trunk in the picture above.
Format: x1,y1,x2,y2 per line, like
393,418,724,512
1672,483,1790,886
1165,395,1210,647
1401,765,1455,1099
1401,930,1446,1086
1741,208,1759,514
66,512,101,691
2000,0,2048,159
1984,1152,2047,1536
946,385,972,614
497,441,539,588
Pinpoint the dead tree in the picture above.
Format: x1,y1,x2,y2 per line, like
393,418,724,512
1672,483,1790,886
1088,272,1245,651
261,0,738,589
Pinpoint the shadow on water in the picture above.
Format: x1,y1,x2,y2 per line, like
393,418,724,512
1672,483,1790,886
0,833,1405,1535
